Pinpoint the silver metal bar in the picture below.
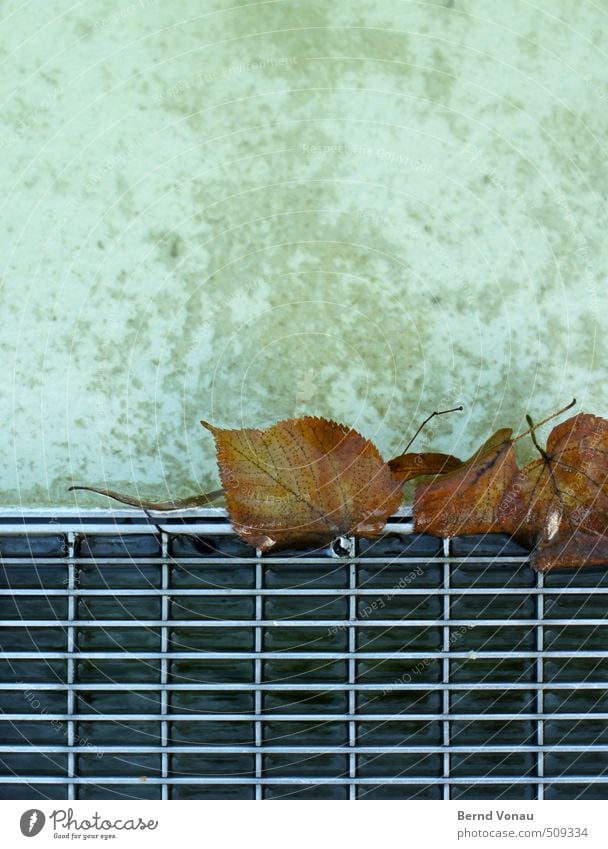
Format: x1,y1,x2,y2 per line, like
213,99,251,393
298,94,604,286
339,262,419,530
2,712,603,721
160,532,169,801
1,681,606,691
536,570,545,800
0,556,528,565
3,650,607,659
0,522,411,537
442,540,450,800
348,542,357,800
0,507,227,519
0,506,415,520
0,523,232,535
254,550,262,800
66,531,76,801
0,775,605,785
0,744,604,754
3,587,605,596
2,618,605,627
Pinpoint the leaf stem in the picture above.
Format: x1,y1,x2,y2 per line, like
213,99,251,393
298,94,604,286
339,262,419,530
403,405,464,453
68,486,224,510
513,398,576,445
525,414,550,460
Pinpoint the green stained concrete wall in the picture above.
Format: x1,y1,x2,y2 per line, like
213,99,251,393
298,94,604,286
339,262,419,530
0,0,606,506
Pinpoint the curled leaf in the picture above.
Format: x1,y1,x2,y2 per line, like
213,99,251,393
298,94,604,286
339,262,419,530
414,428,518,537
388,451,462,483
497,413,608,571
202,416,403,551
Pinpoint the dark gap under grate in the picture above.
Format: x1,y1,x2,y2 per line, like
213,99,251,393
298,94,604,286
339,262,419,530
0,509,607,800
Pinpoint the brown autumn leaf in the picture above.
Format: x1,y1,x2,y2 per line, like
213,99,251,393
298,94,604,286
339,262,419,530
496,413,608,571
413,428,518,537
530,529,608,573
201,416,405,551
388,452,462,483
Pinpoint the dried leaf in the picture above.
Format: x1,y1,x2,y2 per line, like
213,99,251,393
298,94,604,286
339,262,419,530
202,416,403,551
68,486,224,511
413,428,518,537
497,413,608,571
388,452,462,483
531,529,608,573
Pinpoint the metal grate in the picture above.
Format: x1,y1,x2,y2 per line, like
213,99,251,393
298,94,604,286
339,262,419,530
0,508,607,801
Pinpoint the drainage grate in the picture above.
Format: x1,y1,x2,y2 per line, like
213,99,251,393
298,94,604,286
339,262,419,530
0,508,607,801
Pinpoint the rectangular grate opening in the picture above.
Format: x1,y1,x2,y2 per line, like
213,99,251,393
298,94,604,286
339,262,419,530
0,508,607,800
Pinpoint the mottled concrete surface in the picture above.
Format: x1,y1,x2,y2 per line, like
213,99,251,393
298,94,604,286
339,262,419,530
0,0,606,506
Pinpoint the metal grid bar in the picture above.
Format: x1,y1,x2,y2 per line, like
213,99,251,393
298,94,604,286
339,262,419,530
66,532,76,801
0,508,607,801
4,619,608,627
2,775,608,785
2,744,607,753
3,587,606,594
3,651,607,659
2,712,605,721
536,569,544,800
442,539,450,800
348,542,357,800
254,551,262,800
160,532,169,800
1,681,606,691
